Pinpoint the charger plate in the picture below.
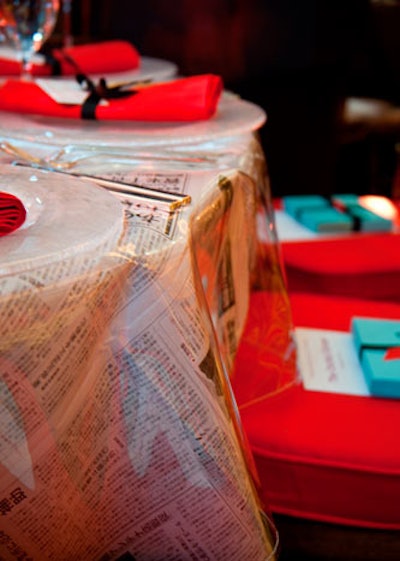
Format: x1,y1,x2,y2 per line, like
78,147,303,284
0,92,266,148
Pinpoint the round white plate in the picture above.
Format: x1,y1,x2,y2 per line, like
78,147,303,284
0,92,266,148
0,164,123,277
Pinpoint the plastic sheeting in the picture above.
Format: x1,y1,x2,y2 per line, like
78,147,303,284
0,130,297,560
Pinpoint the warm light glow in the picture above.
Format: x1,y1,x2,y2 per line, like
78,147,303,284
359,195,398,221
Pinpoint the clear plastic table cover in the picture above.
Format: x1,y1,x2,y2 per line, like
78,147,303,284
0,126,295,560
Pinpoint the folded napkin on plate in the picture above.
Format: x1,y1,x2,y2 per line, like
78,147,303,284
0,40,140,76
0,192,26,236
0,74,223,121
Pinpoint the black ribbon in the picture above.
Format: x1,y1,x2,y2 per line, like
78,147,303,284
43,52,62,76
43,49,137,119
359,343,397,360
325,196,362,232
343,206,362,232
78,76,136,120
61,51,137,119
326,197,362,231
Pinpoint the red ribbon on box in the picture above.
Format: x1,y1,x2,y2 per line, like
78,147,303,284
384,347,400,361
0,192,26,236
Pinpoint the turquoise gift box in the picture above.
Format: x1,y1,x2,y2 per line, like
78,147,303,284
283,195,353,233
283,194,393,233
352,317,400,398
332,194,392,232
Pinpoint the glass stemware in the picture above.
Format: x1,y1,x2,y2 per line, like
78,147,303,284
0,0,60,80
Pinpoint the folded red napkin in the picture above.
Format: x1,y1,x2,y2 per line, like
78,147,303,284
0,40,140,77
0,192,26,236
0,74,223,121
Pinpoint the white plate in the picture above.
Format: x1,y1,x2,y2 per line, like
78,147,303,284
0,92,266,148
0,164,123,277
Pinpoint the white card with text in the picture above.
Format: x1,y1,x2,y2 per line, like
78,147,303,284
295,327,370,396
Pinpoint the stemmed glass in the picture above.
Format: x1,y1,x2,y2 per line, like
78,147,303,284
0,0,60,80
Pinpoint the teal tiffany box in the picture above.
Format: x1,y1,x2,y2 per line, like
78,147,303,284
332,194,393,232
352,317,400,398
283,195,353,233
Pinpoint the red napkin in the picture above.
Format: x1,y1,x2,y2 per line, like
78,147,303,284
0,74,223,121
0,192,26,236
0,40,140,77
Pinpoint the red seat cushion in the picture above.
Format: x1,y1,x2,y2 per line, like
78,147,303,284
237,291,400,529
281,233,400,301
289,291,400,330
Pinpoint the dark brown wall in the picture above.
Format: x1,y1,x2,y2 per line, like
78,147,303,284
71,1,400,197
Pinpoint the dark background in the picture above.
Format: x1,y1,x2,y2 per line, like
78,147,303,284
67,0,400,199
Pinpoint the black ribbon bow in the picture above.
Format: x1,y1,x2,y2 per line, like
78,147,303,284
77,74,136,119
46,48,138,119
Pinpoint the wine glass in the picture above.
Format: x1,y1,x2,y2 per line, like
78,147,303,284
0,0,60,80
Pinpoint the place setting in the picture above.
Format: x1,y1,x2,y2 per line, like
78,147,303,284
0,1,266,150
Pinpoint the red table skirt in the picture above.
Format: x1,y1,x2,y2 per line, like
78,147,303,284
238,291,400,529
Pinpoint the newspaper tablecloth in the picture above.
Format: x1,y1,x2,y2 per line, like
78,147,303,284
0,129,298,560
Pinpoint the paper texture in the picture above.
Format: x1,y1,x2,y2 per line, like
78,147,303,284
296,327,370,396
0,136,287,560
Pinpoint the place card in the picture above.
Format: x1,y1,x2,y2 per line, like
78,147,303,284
36,78,109,106
295,327,370,396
